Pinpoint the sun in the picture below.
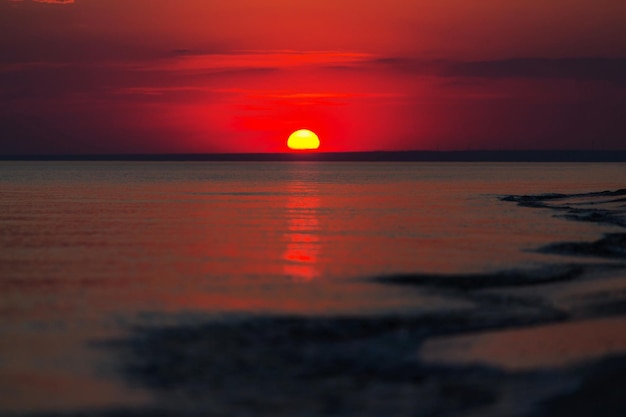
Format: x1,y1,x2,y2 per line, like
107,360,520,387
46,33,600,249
287,129,320,150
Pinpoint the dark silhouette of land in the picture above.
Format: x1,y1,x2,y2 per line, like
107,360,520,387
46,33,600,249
2,150,626,162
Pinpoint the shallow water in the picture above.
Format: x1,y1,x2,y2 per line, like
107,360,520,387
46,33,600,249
1,161,625,413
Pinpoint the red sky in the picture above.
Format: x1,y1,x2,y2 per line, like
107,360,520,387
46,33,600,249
1,0,625,153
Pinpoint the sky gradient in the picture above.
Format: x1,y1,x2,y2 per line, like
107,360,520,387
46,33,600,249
1,0,625,153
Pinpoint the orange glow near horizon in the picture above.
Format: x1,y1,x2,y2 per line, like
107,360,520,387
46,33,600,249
287,129,320,151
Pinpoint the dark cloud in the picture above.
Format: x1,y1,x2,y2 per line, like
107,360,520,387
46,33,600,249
370,57,447,73
171,49,194,56
446,57,626,85
33,0,75,4
8,0,75,4
375,57,626,85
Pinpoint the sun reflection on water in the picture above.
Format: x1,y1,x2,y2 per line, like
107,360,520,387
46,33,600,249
282,181,321,281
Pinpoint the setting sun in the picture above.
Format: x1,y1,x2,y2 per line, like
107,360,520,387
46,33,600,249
287,129,320,150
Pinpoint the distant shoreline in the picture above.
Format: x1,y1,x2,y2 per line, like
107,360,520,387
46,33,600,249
2,150,626,162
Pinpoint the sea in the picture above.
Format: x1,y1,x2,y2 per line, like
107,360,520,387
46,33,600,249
1,161,625,415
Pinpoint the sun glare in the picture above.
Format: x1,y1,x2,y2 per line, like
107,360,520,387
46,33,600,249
287,129,320,150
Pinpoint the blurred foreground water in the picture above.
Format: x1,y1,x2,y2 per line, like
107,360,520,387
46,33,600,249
1,161,625,416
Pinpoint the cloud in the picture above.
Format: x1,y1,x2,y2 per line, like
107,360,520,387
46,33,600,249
0,61,70,72
264,91,403,100
446,58,626,84
9,0,75,4
374,57,626,85
34,0,74,3
112,86,212,96
144,50,374,73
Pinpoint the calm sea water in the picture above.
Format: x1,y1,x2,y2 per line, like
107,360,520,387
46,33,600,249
1,161,625,412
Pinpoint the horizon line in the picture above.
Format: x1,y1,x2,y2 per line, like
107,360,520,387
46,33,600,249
2,149,626,162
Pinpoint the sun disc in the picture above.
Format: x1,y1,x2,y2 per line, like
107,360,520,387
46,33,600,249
287,129,320,150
